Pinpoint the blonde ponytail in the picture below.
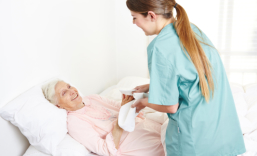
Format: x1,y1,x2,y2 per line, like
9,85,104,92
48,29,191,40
126,0,215,102
174,4,214,102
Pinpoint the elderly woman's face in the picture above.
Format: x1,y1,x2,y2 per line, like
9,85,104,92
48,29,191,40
55,81,83,111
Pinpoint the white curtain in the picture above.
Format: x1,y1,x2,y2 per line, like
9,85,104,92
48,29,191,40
217,0,257,85
147,0,257,86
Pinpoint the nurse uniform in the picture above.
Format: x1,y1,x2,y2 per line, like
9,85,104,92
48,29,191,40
147,23,246,156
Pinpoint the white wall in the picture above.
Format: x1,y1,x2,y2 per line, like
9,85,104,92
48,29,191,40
0,0,118,155
115,0,149,81
0,0,117,108
178,0,220,48
0,1,149,153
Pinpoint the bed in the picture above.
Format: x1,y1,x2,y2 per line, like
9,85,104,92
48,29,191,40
0,76,257,156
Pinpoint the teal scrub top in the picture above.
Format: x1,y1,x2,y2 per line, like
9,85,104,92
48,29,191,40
147,23,246,156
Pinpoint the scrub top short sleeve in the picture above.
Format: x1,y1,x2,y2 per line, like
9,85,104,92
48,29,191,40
148,48,179,106
146,23,246,156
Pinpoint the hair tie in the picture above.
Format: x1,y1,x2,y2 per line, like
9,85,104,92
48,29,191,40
174,3,178,9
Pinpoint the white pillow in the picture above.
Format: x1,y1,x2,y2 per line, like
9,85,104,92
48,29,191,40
23,134,91,156
244,83,257,110
238,116,256,134
245,104,257,132
116,76,150,88
99,76,150,101
99,85,117,97
229,83,248,116
232,92,248,117
0,85,67,155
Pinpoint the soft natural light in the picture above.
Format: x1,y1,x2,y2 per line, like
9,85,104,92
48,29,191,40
148,0,257,86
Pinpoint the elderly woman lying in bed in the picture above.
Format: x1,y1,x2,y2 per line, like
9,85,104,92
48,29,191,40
42,79,164,156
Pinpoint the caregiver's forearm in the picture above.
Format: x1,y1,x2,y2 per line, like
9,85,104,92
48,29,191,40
145,102,179,114
112,120,123,149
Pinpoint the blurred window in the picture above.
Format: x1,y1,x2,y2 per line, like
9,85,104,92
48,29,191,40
147,0,257,85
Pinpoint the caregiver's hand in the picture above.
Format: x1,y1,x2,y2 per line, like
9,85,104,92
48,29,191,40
132,84,149,94
131,97,148,113
121,94,134,106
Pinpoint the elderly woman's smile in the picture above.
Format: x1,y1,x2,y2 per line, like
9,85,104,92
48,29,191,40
72,93,78,101
54,81,84,111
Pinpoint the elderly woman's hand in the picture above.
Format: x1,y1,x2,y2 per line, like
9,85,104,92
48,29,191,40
121,94,134,106
112,94,134,149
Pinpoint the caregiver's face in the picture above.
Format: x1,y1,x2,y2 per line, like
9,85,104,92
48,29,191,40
131,11,156,36
55,81,83,111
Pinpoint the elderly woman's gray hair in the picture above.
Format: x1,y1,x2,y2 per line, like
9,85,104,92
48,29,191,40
42,79,62,105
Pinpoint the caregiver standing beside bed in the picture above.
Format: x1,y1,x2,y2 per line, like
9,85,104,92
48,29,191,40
42,79,165,156
126,0,246,155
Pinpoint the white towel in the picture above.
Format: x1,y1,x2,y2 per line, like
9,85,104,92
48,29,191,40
118,89,148,132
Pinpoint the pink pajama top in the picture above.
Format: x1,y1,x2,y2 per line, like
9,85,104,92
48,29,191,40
67,94,165,156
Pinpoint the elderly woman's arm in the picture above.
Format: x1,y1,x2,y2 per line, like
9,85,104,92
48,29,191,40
68,115,118,156
67,95,134,155
112,120,123,149
111,95,134,149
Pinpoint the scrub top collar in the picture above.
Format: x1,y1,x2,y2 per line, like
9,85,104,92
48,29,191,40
158,22,176,36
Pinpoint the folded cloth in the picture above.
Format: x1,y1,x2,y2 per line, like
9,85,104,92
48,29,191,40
118,89,148,132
